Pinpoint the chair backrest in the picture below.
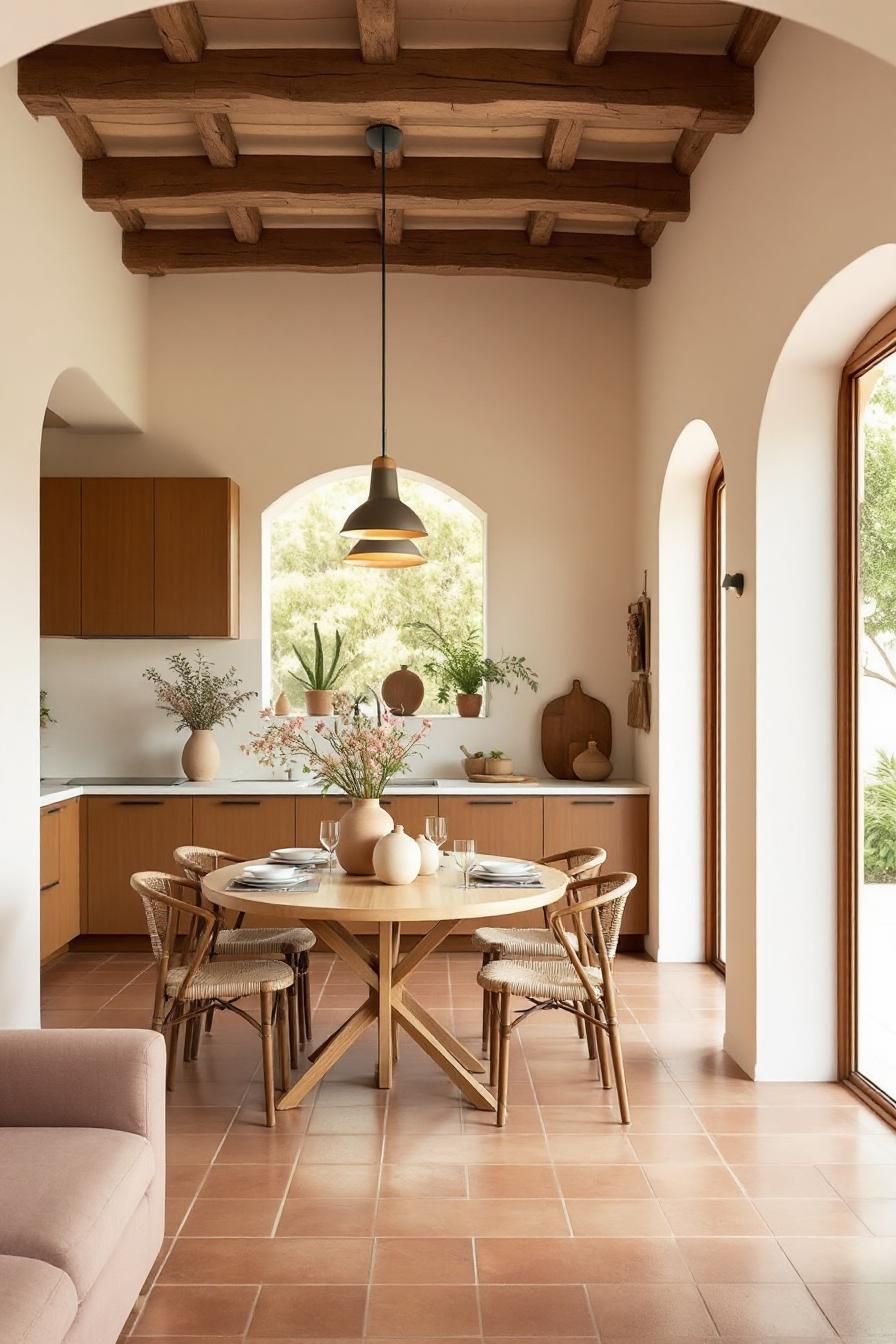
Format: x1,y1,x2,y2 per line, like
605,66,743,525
130,871,215,1000
541,847,607,880
174,845,244,884
548,871,637,1013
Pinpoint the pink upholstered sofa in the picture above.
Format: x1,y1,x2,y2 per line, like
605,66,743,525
0,1030,165,1344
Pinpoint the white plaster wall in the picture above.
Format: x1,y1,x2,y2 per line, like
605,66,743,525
41,273,637,782
0,61,147,1026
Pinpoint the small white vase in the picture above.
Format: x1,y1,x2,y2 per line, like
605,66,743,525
416,834,440,876
373,825,422,885
181,728,220,782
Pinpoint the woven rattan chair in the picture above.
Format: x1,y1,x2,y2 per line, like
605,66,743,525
472,848,607,1056
131,871,293,1126
477,871,636,1127
175,845,315,1068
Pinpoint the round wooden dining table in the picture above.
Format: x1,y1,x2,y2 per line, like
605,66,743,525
202,857,568,1113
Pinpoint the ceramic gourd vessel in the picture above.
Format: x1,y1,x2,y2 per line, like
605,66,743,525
572,739,612,782
373,825,422,885
181,729,220,782
416,833,440,876
381,665,425,715
336,798,394,875
273,689,291,716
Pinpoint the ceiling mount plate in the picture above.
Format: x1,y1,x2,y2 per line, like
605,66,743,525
366,123,403,156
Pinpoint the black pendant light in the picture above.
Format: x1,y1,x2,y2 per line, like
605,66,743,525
342,124,427,557
344,538,425,568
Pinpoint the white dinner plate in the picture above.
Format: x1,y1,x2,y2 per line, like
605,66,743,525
474,860,534,877
269,848,327,865
243,863,299,883
237,872,311,889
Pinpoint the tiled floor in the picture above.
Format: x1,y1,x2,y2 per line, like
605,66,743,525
40,949,896,1341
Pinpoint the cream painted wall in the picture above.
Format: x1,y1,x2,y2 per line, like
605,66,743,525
634,24,896,1078
41,273,637,782
0,61,147,1027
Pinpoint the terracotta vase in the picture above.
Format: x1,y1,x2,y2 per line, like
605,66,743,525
336,798,394,876
273,689,291,716
373,825,422,885
181,728,220,782
304,689,334,716
381,665,424,715
456,693,483,718
572,739,612,782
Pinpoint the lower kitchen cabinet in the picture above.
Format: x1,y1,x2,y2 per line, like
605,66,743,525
543,795,648,934
438,796,544,934
40,799,80,959
86,796,193,934
192,796,296,928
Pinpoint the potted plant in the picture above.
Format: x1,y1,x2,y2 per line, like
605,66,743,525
407,622,538,718
288,622,352,716
242,699,430,874
143,650,255,781
40,689,55,731
484,749,514,776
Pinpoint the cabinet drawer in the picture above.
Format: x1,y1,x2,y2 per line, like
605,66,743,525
193,797,296,928
543,795,649,934
41,800,81,959
86,796,193,934
40,807,61,892
439,797,544,935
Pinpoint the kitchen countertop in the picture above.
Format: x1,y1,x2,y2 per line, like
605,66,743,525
39,777,649,807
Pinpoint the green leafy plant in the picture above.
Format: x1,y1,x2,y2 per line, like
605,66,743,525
406,621,538,706
40,689,55,730
864,749,896,882
143,651,255,732
489,750,505,759
289,623,352,692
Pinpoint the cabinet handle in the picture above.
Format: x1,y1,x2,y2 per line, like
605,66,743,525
40,880,60,892
44,806,62,815
379,800,393,807
217,800,261,807
467,800,514,807
572,800,615,806
118,800,164,807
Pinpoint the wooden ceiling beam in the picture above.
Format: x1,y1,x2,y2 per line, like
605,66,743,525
227,205,262,243
19,46,754,134
356,0,399,64
378,208,404,243
194,111,239,167
527,211,557,245
570,0,622,65
82,154,689,222
149,3,206,63
58,112,105,159
543,119,584,170
122,227,651,287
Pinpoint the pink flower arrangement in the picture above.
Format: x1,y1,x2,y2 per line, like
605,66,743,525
242,705,430,796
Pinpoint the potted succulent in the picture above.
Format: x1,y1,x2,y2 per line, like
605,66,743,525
288,622,352,716
484,749,514,776
407,622,538,718
143,651,255,781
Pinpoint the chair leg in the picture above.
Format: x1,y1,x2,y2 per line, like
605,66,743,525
301,951,313,1043
261,989,276,1128
496,990,512,1127
287,964,300,1069
205,1005,215,1034
489,988,501,1087
583,1002,598,1061
574,1000,586,1040
594,1008,612,1090
607,1016,631,1124
166,1006,182,1093
480,953,492,1055
277,991,290,1092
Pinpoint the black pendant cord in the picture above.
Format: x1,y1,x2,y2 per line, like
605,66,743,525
380,127,387,459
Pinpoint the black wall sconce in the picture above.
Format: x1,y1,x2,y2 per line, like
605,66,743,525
722,572,745,597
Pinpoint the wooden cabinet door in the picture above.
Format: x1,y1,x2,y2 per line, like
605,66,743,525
543,796,649,934
193,797,295,928
438,797,544,935
81,479,154,636
86,796,193,934
40,806,61,893
41,799,81,959
154,478,239,638
296,795,436,846
40,478,81,636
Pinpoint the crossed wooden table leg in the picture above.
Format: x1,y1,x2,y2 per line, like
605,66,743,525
276,917,495,1111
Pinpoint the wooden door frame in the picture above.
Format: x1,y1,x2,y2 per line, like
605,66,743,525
704,455,725,971
838,305,896,1124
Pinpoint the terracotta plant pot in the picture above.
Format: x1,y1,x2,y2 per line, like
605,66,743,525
456,693,483,718
304,689,334,716
381,665,425,715
181,728,220,782
336,798,394,876
373,825,422,885
484,756,514,776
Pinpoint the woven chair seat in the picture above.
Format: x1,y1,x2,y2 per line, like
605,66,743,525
478,956,603,1003
166,958,294,1001
472,926,583,957
216,926,315,957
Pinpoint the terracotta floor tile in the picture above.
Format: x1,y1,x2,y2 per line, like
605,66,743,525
248,1284,367,1338
467,1165,559,1199
644,1165,742,1198
165,1198,192,1236
277,1198,377,1237
200,1164,294,1199
677,1236,800,1282
479,1284,595,1337
297,1135,384,1165
305,1106,388,1134
366,1285,480,1337
564,1199,672,1236
379,1163,468,1197
546,1134,640,1165
160,1236,371,1285
819,1165,896,1199
779,1237,896,1282
180,1198,282,1237
753,1198,872,1237
586,1282,716,1338
695,1106,887,1135
555,1165,654,1199
699,1282,836,1337
372,1237,476,1283
847,1198,896,1235
628,1134,722,1165
134,1285,258,1336
382,1134,551,1166
715,1134,896,1166
167,1134,224,1166
732,1166,839,1198
807,1282,896,1335
214,1134,304,1164
476,1236,691,1283
287,1165,381,1199
659,1198,770,1236
375,1197,570,1237
166,1107,237,1134
166,1163,209,1198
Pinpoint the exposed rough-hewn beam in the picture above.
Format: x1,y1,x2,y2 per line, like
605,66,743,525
673,129,714,176
543,119,584,170
636,220,665,247
356,0,399,63
194,111,239,167
378,208,404,243
112,207,145,232
527,211,556,245
227,205,262,243
123,227,651,287
570,0,622,65
150,3,206,63
19,46,754,135
82,154,690,222
58,112,105,159
728,8,780,67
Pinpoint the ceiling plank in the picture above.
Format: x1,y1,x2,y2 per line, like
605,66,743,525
19,46,754,134
527,211,556,245
58,112,105,159
543,118,584,170
122,227,651,287
149,3,206,63
227,205,262,243
195,111,239,167
570,0,622,65
728,8,780,67
82,154,690,222
112,207,145,232
356,0,399,64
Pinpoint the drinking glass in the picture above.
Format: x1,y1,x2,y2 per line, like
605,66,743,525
451,839,476,889
320,819,340,874
424,815,447,859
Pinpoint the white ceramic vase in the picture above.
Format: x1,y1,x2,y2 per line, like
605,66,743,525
373,825,422,885
336,797,394,876
416,834,440,876
181,728,220,782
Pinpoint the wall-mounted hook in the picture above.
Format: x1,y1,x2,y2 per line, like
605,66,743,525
722,572,745,597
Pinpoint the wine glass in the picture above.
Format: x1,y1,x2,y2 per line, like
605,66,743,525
425,815,447,861
320,819,340,874
451,839,476,890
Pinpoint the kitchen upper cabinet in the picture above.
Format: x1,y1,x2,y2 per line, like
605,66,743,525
86,796,193,934
40,478,82,636
154,478,239,637
543,795,649,934
297,795,434,848
81,478,155,637
40,799,80,959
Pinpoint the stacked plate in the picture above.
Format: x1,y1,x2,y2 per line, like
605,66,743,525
469,859,540,886
236,863,311,890
268,848,328,867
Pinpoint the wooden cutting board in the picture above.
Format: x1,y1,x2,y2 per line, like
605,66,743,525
541,679,612,780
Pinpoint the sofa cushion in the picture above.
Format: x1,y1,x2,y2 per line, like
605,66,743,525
0,1128,155,1301
0,1254,77,1344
